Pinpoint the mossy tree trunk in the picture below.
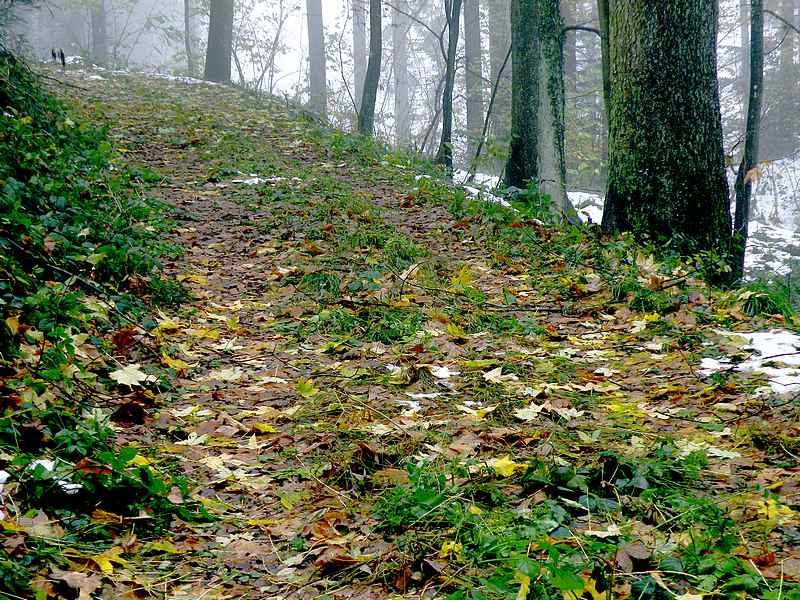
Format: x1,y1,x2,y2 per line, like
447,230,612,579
358,0,382,136
435,0,463,170
602,0,732,255
204,0,234,83
505,0,574,218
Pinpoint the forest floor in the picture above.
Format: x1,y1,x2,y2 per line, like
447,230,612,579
12,68,800,599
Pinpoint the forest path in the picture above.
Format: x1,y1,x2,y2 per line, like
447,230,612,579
60,71,800,599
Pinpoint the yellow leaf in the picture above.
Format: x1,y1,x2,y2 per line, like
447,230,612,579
252,423,277,434
4,315,19,335
145,539,180,554
489,455,525,477
439,541,463,560
515,571,531,600
161,353,192,373
447,322,468,339
130,454,150,466
91,547,127,574
177,273,208,285
450,265,473,287
152,321,183,337
468,505,483,515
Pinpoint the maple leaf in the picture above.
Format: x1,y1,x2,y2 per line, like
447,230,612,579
489,455,525,477
109,364,156,387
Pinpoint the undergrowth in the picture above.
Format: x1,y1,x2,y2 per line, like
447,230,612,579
0,49,200,595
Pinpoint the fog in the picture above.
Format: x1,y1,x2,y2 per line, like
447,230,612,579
4,0,799,239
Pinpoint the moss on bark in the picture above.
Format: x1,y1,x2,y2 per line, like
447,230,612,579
602,0,732,255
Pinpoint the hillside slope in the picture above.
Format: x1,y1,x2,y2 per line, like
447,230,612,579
5,66,799,599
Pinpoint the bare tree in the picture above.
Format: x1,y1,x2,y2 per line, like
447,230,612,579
204,0,234,83
435,0,463,169
306,0,326,117
464,0,483,157
393,0,410,145
358,0,382,135
733,0,764,280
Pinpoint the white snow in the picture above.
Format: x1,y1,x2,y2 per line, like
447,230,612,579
700,329,800,393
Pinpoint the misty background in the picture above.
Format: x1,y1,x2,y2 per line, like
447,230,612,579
3,0,800,274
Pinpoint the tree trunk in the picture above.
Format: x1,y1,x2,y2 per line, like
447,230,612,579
505,0,539,187
184,0,196,77
597,0,610,186
602,0,732,255
358,0,382,135
488,0,512,164
435,0,463,170
536,0,571,215
90,0,108,67
353,0,367,115
306,0,327,117
732,0,764,280
464,0,484,158
204,0,234,83
393,0,410,145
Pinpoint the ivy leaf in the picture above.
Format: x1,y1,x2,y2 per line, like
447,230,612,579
297,378,320,398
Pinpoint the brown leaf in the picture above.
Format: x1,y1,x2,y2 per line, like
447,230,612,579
51,568,103,596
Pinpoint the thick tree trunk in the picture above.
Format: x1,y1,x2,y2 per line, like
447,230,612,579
435,0,463,170
464,0,484,158
505,0,539,187
393,0,410,145
184,0,196,77
358,0,382,135
732,0,764,280
488,0,512,164
353,0,367,115
602,0,732,255
204,0,234,83
306,0,327,117
90,0,108,67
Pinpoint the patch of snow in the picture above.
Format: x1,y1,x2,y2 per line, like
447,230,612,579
29,459,83,495
700,329,800,393
430,365,460,379
231,176,268,185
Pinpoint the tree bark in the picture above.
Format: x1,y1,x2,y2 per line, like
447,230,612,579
435,0,463,170
90,0,108,67
464,0,484,158
393,0,410,145
536,0,571,214
353,0,367,114
505,0,539,187
732,0,764,281
306,0,327,117
358,0,382,135
204,0,234,83
602,0,732,255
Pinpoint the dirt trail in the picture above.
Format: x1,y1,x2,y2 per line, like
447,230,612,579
57,71,800,599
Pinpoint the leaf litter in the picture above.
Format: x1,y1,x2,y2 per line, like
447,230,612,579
4,65,798,599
